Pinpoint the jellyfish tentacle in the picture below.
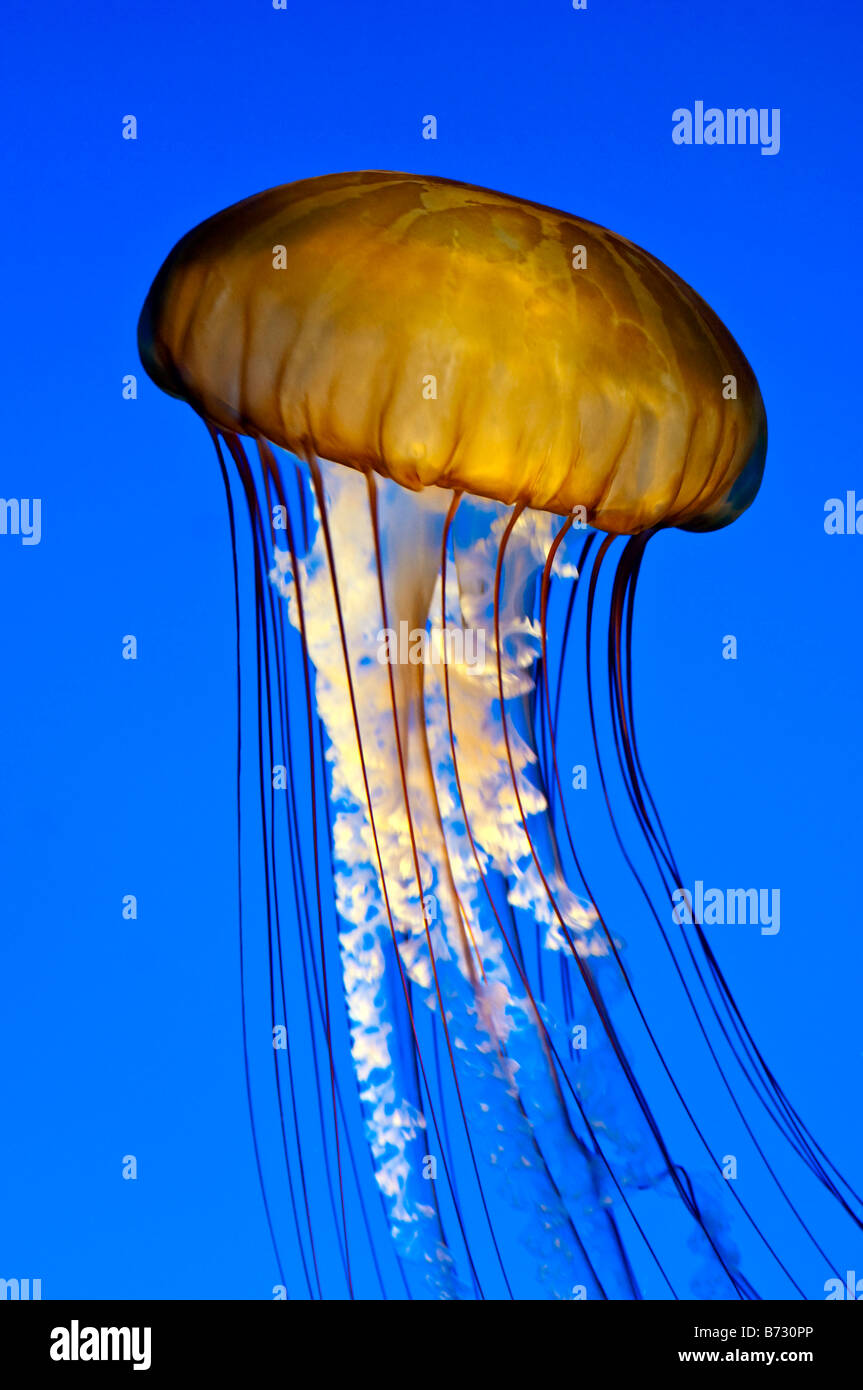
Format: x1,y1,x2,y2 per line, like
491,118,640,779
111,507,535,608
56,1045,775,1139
227,431,357,1293
492,511,754,1297
361,466,517,1298
606,536,863,1238
253,454,329,1297
264,447,405,1296
398,496,618,1295
295,466,459,1296
299,464,633,1298
209,427,291,1295
544,532,790,1270
301,457,485,1298
245,433,426,1297
413,633,616,1302
259,459,344,1298
577,537,819,1294
605,540,849,1277
412,502,635,1298
542,534,815,1290
584,535,840,1288
437,497,677,1300
263,442,420,1298
357,467,607,1298
617,542,863,1224
537,526,853,1293
429,498,655,1296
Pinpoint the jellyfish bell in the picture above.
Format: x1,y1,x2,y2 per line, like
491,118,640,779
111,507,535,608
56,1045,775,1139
138,170,766,535
138,174,859,1302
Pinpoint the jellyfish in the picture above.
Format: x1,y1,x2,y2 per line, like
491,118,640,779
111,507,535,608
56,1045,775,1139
138,171,861,1300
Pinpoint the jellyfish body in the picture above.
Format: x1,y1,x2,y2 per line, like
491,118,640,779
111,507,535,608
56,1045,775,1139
139,173,859,1299
140,171,766,533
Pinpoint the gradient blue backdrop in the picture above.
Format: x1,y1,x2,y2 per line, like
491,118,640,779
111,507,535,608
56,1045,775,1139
1,0,860,1298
